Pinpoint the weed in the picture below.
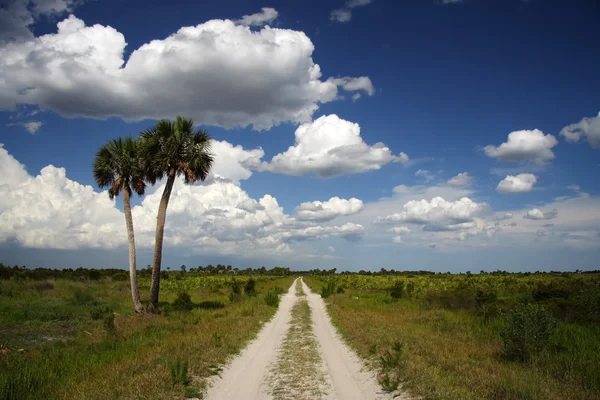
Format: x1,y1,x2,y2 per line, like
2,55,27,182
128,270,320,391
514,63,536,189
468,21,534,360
169,357,189,386
265,290,279,307
381,373,400,392
213,332,222,348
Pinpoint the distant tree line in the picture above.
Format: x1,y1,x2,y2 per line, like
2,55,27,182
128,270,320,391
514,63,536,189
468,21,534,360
2,262,597,281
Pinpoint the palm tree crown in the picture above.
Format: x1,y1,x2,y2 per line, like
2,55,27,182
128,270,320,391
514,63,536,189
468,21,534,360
140,116,213,185
93,137,146,198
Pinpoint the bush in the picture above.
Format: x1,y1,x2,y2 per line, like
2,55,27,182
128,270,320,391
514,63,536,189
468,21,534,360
321,279,337,298
244,278,256,296
71,288,95,305
229,279,243,303
265,290,279,307
389,281,404,299
103,312,116,335
111,272,128,282
90,306,111,320
501,303,557,362
197,301,225,309
172,291,194,311
160,270,169,280
32,280,55,292
88,270,102,281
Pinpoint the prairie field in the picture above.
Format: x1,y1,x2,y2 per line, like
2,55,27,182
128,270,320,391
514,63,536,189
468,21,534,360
304,272,600,400
0,269,294,400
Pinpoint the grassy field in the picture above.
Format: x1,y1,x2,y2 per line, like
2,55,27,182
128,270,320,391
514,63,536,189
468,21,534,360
0,275,294,399
304,273,600,400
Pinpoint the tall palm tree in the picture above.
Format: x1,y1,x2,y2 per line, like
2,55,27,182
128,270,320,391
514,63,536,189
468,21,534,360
140,116,213,310
93,137,146,313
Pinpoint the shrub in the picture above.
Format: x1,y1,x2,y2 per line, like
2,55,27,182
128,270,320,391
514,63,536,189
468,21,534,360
265,290,279,307
321,279,337,298
172,291,194,311
111,272,128,282
71,288,95,305
103,312,116,335
229,279,243,303
197,301,225,310
88,270,102,281
160,270,169,280
501,303,557,362
244,278,256,296
90,306,111,320
389,281,405,299
32,280,55,292
169,357,189,386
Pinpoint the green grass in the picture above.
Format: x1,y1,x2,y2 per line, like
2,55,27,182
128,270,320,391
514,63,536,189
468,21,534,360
312,279,600,400
0,276,295,399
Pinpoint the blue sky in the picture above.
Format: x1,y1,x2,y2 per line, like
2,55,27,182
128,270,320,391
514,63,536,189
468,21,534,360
1,0,599,272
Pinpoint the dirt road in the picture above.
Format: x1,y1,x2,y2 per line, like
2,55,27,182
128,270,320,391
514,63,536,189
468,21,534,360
204,278,398,400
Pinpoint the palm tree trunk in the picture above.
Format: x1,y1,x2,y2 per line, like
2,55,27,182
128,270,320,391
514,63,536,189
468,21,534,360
123,185,144,313
149,172,176,310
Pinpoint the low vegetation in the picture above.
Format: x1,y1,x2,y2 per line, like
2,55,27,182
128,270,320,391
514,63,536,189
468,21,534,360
0,273,295,399
304,272,600,400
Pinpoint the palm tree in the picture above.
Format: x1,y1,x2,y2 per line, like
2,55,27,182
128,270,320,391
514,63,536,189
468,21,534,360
140,116,213,310
93,137,146,313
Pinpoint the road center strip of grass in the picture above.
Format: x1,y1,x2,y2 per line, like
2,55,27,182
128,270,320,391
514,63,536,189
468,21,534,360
266,279,328,400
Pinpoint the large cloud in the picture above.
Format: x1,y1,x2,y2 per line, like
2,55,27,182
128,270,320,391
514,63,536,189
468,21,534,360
0,13,373,130
0,145,125,249
295,197,364,221
484,129,558,164
0,143,363,254
496,174,537,194
560,113,600,148
258,114,409,177
374,196,483,228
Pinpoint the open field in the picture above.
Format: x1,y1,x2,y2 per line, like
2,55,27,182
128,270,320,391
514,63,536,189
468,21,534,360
304,273,600,400
0,273,294,399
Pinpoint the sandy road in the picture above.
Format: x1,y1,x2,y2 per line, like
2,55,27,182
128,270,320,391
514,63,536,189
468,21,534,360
204,278,397,400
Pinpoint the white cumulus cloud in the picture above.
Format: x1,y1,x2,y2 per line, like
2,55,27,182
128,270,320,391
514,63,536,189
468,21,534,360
447,172,473,187
560,113,600,148
496,174,537,194
523,208,558,220
258,114,408,177
0,13,373,130
295,197,364,221
374,196,483,229
484,129,558,164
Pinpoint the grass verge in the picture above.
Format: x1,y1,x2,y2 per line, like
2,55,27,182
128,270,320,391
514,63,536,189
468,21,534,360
0,276,295,399
322,289,600,400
